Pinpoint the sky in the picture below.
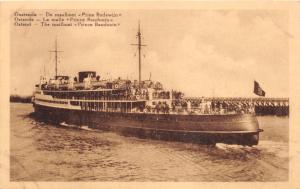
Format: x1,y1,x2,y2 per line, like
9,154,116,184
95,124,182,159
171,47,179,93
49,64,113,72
10,9,289,97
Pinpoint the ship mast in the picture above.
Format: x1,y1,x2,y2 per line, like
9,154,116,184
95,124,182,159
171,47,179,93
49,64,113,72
131,21,146,87
50,37,63,78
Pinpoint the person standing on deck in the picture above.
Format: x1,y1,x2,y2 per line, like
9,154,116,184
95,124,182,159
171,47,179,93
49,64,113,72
187,101,191,113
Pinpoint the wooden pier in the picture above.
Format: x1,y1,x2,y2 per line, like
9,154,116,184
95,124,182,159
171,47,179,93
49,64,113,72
185,97,289,116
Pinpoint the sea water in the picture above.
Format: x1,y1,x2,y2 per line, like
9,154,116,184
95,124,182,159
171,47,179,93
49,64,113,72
10,103,289,181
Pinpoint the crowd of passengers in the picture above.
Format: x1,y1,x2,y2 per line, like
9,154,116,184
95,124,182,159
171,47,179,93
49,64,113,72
41,75,165,90
132,100,255,115
39,76,254,114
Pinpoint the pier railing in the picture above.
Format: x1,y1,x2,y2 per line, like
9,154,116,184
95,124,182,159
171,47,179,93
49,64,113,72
184,97,289,116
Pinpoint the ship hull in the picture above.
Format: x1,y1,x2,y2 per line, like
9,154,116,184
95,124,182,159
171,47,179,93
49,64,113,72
33,103,262,146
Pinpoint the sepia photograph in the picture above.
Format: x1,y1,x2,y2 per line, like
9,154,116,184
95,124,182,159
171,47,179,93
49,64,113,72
1,1,300,189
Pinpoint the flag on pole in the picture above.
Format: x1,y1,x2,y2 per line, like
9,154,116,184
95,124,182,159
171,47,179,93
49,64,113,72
254,81,265,97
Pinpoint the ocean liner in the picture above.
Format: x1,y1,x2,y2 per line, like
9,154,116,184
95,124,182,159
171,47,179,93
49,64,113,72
32,23,263,146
